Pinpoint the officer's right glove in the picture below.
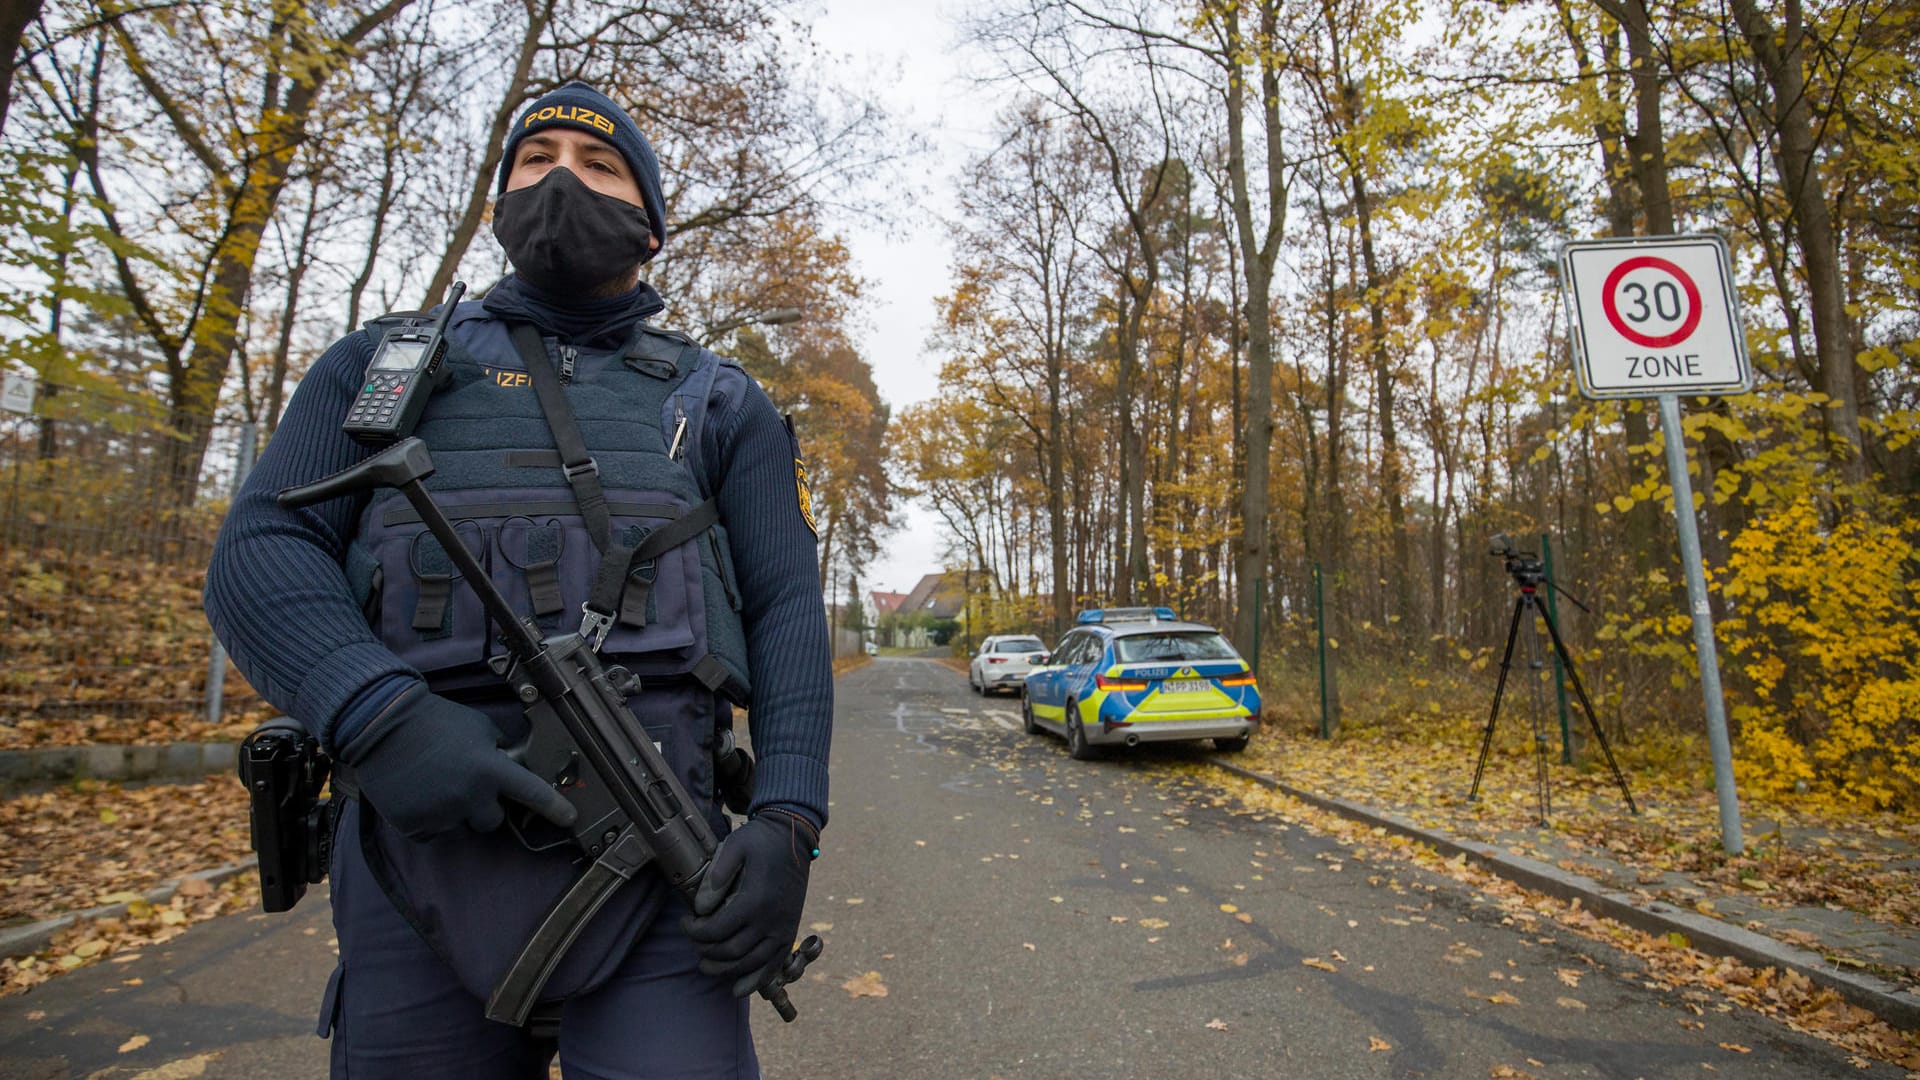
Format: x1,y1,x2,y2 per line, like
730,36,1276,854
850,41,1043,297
682,808,816,998
339,683,576,842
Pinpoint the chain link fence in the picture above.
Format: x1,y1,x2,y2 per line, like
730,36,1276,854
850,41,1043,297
0,379,267,748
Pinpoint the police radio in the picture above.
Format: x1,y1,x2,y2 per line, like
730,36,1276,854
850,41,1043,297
345,281,466,443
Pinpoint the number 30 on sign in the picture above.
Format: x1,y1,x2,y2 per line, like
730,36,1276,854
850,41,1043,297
1559,235,1752,401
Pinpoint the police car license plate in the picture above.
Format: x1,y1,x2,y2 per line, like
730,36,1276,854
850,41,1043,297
1162,679,1210,693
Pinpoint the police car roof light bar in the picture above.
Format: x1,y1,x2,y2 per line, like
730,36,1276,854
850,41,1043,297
1076,606,1181,625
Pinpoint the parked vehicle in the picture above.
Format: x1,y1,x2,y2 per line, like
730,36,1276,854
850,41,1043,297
968,634,1049,695
1022,607,1258,759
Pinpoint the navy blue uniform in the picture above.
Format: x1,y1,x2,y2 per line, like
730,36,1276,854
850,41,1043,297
205,278,832,1078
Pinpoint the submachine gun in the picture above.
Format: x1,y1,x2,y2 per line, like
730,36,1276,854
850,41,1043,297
275,437,822,1026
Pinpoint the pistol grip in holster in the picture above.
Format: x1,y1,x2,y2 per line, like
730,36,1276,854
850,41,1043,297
238,718,335,912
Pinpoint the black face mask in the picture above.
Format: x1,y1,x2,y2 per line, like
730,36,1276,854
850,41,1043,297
491,167,654,295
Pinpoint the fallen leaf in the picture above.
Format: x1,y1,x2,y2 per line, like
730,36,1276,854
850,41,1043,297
1138,918,1169,930
1719,1043,1751,1054
845,898,864,905
1369,1036,1391,1052
1556,997,1587,1010
1022,943,1035,951
121,1053,217,1078
176,878,212,898
808,923,833,933
118,1033,149,1053
1205,1018,1229,1031
841,971,888,999
1303,957,1338,972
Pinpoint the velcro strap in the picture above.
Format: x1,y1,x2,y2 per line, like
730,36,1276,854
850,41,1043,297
413,576,452,631
690,654,731,691
525,563,564,617
411,537,455,632
523,526,565,616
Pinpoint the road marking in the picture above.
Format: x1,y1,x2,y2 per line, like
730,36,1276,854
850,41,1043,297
983,711,1019,731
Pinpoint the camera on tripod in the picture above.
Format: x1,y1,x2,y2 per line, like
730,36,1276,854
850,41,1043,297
1488,533,1546,587
1469,532,1636,820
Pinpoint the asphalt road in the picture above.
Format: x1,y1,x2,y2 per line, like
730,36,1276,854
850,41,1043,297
0,656,1898,1078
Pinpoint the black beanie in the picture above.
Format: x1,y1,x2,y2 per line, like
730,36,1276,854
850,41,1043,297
497,82,668,255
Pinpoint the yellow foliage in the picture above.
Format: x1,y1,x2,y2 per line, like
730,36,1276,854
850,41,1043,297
1718,500,1920,808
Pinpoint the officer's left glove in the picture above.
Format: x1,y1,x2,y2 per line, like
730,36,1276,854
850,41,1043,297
682,808,817,998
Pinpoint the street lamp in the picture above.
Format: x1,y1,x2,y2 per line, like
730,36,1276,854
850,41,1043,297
699,307,803,345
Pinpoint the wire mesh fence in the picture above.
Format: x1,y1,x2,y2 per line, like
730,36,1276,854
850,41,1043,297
0,379,268,747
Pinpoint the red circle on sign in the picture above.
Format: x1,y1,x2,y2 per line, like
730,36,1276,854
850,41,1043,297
1600,256,1702,349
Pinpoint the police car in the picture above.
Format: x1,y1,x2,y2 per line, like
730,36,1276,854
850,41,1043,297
1021,607,1259,760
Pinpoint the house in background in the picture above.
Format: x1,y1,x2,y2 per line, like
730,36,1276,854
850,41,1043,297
866,589,907,622
882,570,977,648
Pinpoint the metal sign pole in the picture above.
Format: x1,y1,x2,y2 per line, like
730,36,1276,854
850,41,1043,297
1561,234,1751,857
1658,394,1743,854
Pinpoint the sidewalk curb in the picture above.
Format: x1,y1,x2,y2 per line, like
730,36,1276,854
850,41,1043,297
0,858,258,962
1211,759,1920,1032
0,741,240,795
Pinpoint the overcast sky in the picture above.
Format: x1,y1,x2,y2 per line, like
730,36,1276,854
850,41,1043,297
803,0,1000,599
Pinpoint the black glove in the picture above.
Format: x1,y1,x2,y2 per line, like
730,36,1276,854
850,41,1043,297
339,683,576,842
683,808,817,998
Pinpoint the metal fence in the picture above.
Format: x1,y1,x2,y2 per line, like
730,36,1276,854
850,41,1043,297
0,378,265,746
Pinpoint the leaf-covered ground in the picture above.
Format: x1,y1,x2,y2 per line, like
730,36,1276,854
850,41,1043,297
1239,719,1920,985
0,546,273,750
0,776,258,996
9,657,1920,1077
1194,765,1920,1073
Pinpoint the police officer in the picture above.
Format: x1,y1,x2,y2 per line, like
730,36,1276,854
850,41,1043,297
205,81,832,1078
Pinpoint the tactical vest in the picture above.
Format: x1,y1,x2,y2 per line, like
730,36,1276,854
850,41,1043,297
344,300,752,708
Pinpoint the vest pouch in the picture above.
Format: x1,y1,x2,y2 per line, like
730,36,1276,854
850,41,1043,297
496,516,568,631
579,505,704,672
362,506,490,679
471,488,703,675
690,520,750,704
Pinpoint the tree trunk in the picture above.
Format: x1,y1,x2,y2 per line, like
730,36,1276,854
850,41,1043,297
1725,0,1867,485
115,0,415,502
422,0,551,303
1223,0,1287,663
0,0,43,135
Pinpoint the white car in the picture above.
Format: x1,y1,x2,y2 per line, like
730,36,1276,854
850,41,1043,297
968,635,1049,695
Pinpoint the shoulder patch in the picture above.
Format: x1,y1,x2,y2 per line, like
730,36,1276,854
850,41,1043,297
787,413,819,536
795,457,819,536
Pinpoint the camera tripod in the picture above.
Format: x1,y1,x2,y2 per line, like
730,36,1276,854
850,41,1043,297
1468,555,1636,823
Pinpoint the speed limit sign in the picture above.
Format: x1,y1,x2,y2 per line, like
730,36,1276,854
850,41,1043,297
1559,234,1751,399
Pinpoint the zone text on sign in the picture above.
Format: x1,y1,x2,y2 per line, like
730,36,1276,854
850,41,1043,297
1625,354,1702,379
